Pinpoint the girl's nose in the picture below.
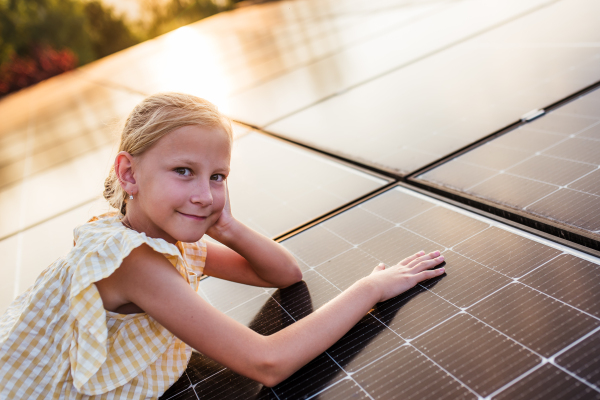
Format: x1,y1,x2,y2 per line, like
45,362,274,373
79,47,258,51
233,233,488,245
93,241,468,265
190,181,213,206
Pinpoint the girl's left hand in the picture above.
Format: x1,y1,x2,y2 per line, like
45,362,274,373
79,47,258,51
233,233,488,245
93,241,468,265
206,181,237,241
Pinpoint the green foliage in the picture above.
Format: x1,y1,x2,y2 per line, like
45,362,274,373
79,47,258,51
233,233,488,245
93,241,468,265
83,1,139,59
0,0,234,95
0,0,96,65
143,0,232,38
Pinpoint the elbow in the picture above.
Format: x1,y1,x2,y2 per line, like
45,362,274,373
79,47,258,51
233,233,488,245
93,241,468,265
254,351,288,387
290,263,303,284
279,263,303,288
258,374,283,388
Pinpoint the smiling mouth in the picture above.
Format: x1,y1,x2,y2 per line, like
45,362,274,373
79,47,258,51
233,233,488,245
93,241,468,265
177,211,208,221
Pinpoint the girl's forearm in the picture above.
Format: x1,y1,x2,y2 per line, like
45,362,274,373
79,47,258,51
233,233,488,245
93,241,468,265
258,278,380,386
215,219,302,287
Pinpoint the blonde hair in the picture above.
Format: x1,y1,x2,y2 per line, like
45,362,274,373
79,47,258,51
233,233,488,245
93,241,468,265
104,92,233,215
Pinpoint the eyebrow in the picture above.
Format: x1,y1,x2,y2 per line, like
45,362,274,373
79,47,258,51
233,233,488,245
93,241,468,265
170,157,230,173
171,157,197,166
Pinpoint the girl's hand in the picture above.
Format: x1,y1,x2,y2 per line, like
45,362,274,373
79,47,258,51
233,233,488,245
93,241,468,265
206,181,237,241
366,250,445,303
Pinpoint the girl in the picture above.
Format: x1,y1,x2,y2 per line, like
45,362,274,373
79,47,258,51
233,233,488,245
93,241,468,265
0,92,445,399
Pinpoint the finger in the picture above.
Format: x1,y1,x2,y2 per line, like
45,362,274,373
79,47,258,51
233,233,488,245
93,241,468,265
398,251,425,266
406,251,441,269
372,263,386,273
414,267,446,282
411,256,445,272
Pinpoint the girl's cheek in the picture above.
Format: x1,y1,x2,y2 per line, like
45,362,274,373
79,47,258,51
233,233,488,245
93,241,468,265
214,186,227,210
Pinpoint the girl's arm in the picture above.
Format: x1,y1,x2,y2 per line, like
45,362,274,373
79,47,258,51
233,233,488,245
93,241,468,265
203,183,302,288
103,245,445,387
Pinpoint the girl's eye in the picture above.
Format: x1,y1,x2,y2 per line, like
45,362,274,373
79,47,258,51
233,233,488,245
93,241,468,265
210,174,225,182
174,168,192,176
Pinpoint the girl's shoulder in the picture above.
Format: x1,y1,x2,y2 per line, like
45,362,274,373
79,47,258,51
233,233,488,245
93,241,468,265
68,213,207,291
71,212,181,259
68,214,178,296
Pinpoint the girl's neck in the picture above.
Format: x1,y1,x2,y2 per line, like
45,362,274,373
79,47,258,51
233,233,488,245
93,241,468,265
120,213,178,244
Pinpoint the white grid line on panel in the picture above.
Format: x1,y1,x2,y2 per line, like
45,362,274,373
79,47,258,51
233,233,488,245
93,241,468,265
482,361,546,400
392,186,600,263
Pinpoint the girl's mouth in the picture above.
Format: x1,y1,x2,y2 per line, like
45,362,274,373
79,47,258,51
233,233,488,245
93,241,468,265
177,211,208,221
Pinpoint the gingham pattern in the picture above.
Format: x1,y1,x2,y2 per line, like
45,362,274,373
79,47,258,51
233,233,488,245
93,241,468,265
0,214,207,399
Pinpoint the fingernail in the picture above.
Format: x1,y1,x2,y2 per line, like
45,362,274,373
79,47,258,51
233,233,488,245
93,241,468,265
379,263,385,267
419,250,425,255
434,250,440,256
438,256,444,261
439,268,445,273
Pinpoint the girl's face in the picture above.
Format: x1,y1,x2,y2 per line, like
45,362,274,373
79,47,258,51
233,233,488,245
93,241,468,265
127,125,231,244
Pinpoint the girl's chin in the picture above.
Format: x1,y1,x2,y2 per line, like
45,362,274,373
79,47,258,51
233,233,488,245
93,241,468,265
171,228,208,244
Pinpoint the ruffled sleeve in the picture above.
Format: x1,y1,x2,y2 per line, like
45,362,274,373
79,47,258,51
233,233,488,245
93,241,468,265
67,217,181,394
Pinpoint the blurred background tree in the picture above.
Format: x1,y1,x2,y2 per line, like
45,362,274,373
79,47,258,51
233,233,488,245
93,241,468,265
143,0,228,38
0,0,234,97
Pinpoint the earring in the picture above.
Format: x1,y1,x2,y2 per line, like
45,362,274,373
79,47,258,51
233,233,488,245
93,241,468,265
129,194,134,200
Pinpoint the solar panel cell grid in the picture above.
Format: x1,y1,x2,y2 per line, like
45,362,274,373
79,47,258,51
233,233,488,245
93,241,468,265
194,368,276,400
401,207,489,248
416,87,600,245
467,174,557,209
225,293,295,336
556,330,600,388
451,226,562,278
412,313,541,397
358,226,439,266
309,378,370,400
520,255,600,318
371,286,459,340
421,250,512,309
492,363,600,400
270,270,342,321
570,169,600,196
352,344,476,400
314,248,380,291
326,313,404,372
161,187,600,399
527,189,600,234
469,283,600,357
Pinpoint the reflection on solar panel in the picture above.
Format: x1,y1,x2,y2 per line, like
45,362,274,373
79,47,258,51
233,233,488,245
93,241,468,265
224,0,555,126
0,77,142,189
160,186,600,399
415,86,600,249
82,0,453,103
265,0,600,176
228,130,388,238
0,77,143,240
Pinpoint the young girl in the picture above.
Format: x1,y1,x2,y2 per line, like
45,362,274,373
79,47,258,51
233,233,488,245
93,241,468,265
0,92,445,399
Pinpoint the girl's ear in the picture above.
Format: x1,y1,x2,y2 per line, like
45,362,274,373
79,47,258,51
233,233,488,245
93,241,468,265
115,151,137,195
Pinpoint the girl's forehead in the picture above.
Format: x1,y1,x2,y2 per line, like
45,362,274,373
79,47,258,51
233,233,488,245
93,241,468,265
142,125,231,165
158,125,230,151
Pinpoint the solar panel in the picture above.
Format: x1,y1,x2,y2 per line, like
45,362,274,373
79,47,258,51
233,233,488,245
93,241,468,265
224,0,560,126
161,185,600,399
227,130,388,238
265,0,600,176
0,77,142,189
0,78,143,240
81,0,446,104
415,86,600,249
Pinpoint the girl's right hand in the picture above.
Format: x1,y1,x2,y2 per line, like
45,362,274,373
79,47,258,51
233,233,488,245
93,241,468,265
366,250,446,303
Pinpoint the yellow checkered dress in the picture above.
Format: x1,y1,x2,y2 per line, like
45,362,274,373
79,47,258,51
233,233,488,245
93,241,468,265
0,214,207,399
